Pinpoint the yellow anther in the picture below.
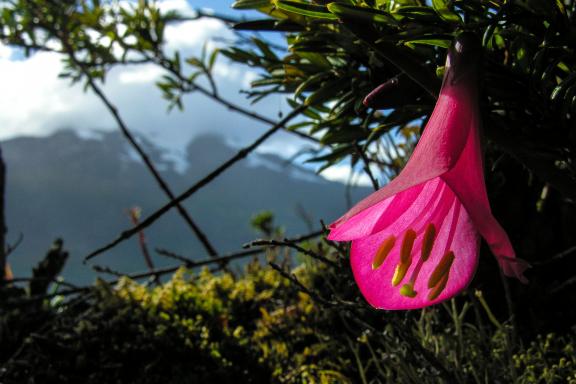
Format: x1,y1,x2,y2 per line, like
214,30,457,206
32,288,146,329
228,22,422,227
400,282,417,298
391,229,417,286
428,251,455,289
428,273,449,301
392,262,410,286
372,235,396,270
420,223,437,262
400,229,417,263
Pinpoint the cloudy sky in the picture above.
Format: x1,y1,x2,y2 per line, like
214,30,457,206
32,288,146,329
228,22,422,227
0,0,372,185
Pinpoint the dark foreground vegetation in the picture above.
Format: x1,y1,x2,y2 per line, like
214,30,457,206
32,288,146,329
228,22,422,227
1,248,575,383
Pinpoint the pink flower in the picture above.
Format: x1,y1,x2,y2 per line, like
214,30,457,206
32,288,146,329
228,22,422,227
328,34,529,310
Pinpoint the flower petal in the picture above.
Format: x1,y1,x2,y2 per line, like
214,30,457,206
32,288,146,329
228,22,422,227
330,69,476,230
441,107,529,282
350,182,479,310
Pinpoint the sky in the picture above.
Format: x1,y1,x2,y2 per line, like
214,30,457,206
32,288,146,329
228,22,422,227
0,0,373,186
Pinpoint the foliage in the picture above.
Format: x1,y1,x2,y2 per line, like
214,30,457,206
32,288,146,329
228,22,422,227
1,255,576,383
229,0,576,192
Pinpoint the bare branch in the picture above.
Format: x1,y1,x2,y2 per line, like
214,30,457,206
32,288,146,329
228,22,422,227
354,142,379,191
84,105,306,262
247,235,338,268
269,262,337,306
56,37,220,259
150,53,320,145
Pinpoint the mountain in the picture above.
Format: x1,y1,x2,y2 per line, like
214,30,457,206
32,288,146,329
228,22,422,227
2,130,371,283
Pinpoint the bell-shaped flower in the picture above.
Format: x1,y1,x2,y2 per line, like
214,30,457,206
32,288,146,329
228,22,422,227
327,34,529,310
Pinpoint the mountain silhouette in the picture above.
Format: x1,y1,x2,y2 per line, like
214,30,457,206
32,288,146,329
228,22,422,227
2,130,370,283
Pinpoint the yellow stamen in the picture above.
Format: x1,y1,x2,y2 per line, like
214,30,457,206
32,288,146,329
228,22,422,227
428,251,455,289
372,235,396,270
421,223,436,261
400,282,417,298
392,262,410,286
400,229,417,263
401,225,435,294
428,273,449,301
391,229,417,286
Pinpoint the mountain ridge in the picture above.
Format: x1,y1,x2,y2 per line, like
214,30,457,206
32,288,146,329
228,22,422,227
2,130,370,283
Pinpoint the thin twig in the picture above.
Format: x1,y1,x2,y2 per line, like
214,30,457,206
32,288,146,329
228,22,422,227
347,312,459,384
244,229,324,249
76,63,219,257
157,229,324,266
3,276,79,290
532,244,576,266
151,52,320,144
9,229,324,305
248,237,338,268
155,248,262,270
177,9,244,25
155,248,199,266
50,26,220,259
550,274,576,293
92,249,263,282
92,265,125,278
354,142,379,191
5,232,24,259
84,105,306,262
269,262,336,306
128,207,159,283
498,267,517,346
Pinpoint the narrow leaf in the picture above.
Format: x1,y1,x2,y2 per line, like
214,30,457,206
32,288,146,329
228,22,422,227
431,0,462,23
275,0,339,19
327,3,399,27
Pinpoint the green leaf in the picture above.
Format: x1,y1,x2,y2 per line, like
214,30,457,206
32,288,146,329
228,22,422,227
294,52,332,69
551,73,576,102
208,49,219,71
251,77,284,87
186,57,203,68
373,40,440,98
294,72,332,100
286,99,322,119
403,36,451,49
320,127,366,144
304,78,349,106
286,121,314,131
274,0,339,19
220,48,259,64
231,0,271,10
305,145,354,163
233,19,303,32
326,3,399,27
394,6,439,21
431,0,462,23
252,38,279,61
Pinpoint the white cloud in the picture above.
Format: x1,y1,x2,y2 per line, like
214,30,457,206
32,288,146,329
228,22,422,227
0,2,248,140
0,0,323,181
156,0,198,16
0,42,12,59
0,50,104,137
117,64,165,84
320,165,375,187
164,18,234,52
